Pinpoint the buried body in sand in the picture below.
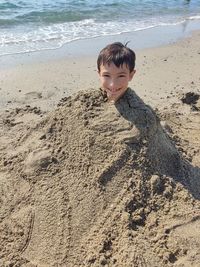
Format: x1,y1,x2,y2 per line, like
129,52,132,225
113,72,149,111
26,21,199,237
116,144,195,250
0,43,200,267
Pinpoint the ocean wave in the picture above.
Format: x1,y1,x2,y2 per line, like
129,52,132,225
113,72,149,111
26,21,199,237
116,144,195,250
189,15,200,20
1,15,200,56
16,10,89,24
0,2,20,9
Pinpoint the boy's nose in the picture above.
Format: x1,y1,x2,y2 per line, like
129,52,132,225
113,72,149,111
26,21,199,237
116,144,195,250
108,80,117,91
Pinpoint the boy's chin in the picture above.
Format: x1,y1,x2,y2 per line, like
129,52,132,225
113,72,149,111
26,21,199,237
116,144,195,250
106,89,127,103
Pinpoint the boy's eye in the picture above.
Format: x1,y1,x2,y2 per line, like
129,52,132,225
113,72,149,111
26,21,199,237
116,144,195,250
119,75,126,78
102,74,110,77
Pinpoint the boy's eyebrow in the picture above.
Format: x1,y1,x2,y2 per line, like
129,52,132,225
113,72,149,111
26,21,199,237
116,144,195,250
102,71,127,74
117,71,127,74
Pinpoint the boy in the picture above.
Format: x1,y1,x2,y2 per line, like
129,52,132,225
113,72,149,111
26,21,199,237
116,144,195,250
97,42,136,102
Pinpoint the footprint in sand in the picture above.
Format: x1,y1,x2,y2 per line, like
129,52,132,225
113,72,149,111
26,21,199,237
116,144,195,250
24,92,42,100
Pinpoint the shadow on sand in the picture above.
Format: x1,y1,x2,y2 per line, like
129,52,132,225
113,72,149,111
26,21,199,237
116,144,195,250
115,88,200,200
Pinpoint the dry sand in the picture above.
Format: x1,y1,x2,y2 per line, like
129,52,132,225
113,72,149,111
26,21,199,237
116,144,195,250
0,31,200,267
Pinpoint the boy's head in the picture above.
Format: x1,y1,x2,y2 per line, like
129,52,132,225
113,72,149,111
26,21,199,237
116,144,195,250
97,42,136,102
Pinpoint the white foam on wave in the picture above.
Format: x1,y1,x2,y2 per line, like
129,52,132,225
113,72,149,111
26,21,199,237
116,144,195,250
1,15,200,56
188,15,200,20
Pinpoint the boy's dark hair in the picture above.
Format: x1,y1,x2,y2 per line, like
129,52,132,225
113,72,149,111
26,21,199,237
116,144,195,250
97,42,136,72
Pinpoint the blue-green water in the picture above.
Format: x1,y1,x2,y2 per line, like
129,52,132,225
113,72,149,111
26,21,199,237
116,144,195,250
0,0,200,56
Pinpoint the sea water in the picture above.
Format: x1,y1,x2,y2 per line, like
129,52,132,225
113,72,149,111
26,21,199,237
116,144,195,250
0,0,200,56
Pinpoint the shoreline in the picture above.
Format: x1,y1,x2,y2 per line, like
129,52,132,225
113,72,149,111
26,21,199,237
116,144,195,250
0,21,200,112
1,19,200,69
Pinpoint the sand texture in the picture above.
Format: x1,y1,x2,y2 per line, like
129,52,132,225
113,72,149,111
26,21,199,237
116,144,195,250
0,88,200,267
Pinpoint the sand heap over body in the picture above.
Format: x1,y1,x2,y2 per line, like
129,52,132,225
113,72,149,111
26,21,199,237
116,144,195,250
0,88,200,267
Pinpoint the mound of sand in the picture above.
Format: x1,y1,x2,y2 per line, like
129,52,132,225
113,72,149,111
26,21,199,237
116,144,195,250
0,88,200,267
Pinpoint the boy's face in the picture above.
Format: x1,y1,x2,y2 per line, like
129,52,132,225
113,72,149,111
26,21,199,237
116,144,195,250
98,63,135,102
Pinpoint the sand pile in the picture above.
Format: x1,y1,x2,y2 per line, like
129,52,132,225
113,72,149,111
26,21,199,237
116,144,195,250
0,88,200,267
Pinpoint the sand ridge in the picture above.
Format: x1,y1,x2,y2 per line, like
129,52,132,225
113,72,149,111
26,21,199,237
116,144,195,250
0,88,200,267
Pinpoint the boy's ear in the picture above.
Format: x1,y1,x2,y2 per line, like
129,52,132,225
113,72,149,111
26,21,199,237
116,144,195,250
129,69,136,81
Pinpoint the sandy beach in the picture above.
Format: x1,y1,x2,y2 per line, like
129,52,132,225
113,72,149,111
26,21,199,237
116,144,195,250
1,26,200,111
0,28,200,267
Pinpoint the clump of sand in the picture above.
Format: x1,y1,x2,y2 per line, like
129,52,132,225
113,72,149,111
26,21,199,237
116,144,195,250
0,88,200,267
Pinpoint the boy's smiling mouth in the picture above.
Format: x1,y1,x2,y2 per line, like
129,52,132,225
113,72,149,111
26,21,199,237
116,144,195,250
108,88,122,93
105,88,122,97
